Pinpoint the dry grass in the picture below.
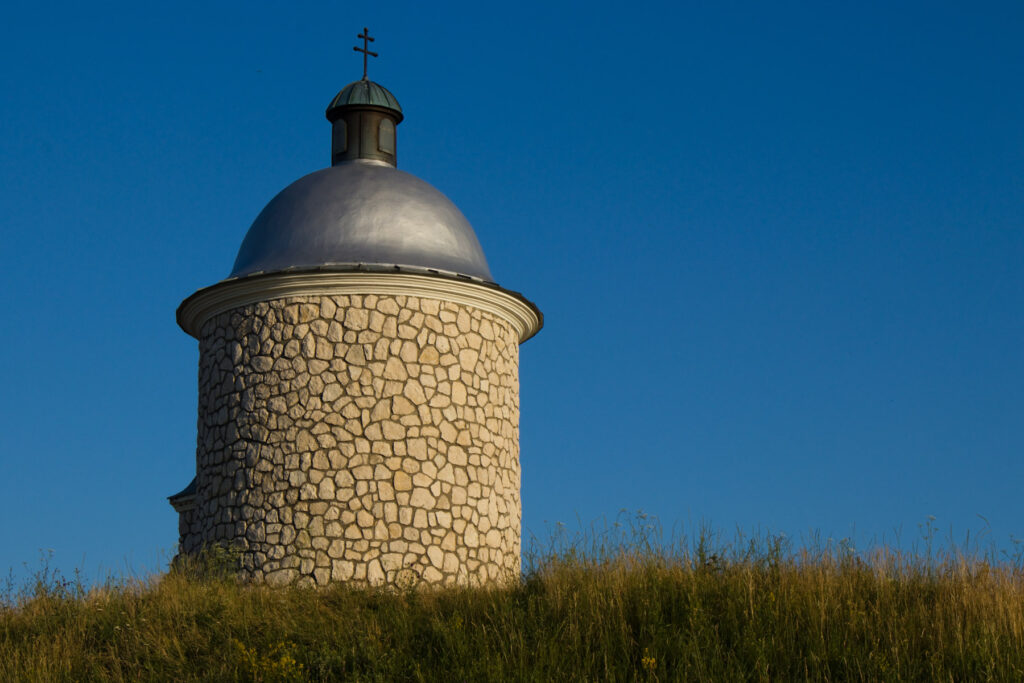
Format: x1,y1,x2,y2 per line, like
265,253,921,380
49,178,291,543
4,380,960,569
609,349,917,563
3,517,1024,681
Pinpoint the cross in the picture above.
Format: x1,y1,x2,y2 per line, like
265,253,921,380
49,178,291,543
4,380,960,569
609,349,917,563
353,27,378,80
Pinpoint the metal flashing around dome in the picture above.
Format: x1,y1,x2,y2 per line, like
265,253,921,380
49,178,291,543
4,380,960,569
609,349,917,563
230,160,494,282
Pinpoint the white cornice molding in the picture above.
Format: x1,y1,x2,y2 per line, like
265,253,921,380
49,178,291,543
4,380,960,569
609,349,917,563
178,272,543,344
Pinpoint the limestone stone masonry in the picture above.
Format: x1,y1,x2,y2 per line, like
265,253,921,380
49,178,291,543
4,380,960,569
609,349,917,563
183,293,522,587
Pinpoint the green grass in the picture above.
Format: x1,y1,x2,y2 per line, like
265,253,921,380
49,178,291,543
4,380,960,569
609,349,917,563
3,518,1024,681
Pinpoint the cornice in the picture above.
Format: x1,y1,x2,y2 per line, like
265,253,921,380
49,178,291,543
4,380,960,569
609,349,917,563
177,271,543,344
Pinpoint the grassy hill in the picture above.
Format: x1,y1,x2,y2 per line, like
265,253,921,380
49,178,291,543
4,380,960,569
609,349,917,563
3,520,1024,681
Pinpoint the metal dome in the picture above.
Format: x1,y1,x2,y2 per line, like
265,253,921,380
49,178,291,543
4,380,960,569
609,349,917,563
326,79,403,122
229,160,494,282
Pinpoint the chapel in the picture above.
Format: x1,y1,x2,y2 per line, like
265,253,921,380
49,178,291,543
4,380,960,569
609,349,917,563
169,30,542,586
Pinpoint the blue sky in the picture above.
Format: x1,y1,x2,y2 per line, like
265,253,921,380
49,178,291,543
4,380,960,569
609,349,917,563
1,1,1021,583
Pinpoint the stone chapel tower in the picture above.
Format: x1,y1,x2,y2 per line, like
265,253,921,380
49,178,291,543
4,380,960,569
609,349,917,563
169,45,542,587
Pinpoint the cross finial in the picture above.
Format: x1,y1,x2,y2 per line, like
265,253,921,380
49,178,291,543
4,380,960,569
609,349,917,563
353,27,378,80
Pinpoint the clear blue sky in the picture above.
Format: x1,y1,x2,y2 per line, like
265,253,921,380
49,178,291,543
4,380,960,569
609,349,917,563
1,1,1021,583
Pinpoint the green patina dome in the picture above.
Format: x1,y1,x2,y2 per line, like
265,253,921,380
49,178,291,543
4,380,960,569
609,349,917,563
326,79,403,122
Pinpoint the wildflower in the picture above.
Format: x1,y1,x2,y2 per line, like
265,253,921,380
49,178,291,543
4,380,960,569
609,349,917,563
641,648,656,674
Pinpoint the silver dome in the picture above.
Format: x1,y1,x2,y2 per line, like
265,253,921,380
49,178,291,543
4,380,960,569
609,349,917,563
230,161,493,282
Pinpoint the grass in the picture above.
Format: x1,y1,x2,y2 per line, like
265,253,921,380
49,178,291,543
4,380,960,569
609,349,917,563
3,515,1024,681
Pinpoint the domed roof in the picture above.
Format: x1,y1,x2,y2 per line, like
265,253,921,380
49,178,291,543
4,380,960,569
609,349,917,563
230,161,493,282
326,79,402,121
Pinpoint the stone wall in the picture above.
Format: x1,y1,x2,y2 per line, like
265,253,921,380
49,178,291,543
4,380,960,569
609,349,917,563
182,292,522,586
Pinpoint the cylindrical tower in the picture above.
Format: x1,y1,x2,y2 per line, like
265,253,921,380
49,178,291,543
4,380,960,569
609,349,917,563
169,74,541,587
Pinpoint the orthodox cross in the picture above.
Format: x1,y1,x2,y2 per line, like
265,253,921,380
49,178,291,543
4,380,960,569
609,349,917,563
353,27,378,80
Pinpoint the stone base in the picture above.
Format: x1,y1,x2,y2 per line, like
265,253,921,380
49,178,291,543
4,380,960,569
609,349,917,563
178,289,524,586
